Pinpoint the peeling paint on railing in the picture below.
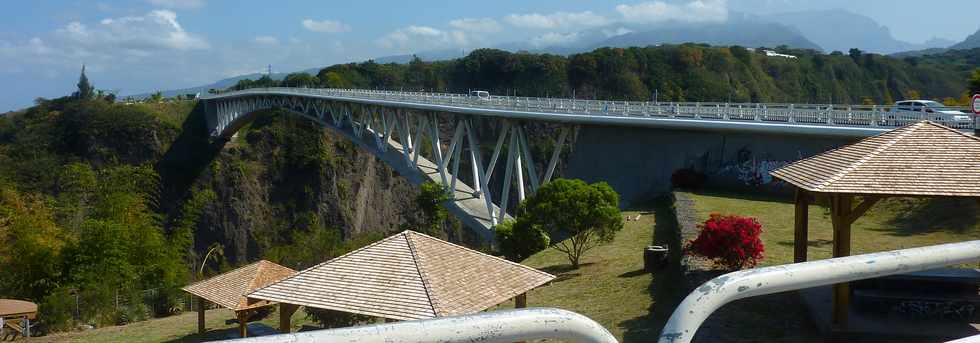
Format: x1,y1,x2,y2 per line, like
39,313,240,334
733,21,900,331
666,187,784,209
217,307,617,343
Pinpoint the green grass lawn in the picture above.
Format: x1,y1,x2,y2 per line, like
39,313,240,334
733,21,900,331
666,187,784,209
494,204,678,342
27,308,317,343
680,190,980,266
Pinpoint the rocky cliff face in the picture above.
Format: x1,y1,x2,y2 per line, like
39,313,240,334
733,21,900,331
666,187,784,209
183,109,433,264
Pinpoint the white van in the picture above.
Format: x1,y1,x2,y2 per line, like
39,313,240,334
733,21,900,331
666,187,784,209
469,90,491,101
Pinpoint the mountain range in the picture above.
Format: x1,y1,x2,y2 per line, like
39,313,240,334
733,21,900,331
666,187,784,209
761,10,953,54
127,9,979,99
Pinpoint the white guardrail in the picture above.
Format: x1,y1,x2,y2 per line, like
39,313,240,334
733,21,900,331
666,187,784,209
218,308,617,343
204,87,976,130
658,240,980,343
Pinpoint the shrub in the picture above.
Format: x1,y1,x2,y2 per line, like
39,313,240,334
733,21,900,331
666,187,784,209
40,287,76,333
686,213,764,270
304,308,374,328
494,219,549,262
671,168,706,190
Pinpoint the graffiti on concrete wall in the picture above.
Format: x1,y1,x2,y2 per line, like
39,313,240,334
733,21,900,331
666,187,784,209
717,147,803,186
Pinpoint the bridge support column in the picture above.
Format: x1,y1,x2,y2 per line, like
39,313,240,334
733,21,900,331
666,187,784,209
499,125,518,221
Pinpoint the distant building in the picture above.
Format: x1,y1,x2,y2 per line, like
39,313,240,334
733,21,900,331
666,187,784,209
763,50,798,59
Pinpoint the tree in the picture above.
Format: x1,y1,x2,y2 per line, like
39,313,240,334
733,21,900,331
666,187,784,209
969,68,980,96
282,73,318,88
494,219,549,262
515,179,623,268
149,92,164,103
415,181,449,236
904,89,921,100
73,65,95,100
848,48,863,62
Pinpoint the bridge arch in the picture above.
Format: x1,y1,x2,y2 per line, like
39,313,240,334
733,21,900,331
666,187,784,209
202,91,573,241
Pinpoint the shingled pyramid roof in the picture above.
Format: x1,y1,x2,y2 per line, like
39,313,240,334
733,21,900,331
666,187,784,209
770,121,980,197
182,260,296,311
246,230,555,321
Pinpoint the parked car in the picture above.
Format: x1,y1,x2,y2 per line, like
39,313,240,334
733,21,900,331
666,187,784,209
469,90,491,101
891,100,971,124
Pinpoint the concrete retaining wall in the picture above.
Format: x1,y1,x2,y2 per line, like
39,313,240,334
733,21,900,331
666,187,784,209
565,125,857,206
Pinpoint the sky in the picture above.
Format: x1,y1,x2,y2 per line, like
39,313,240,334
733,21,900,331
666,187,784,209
1,0,978,112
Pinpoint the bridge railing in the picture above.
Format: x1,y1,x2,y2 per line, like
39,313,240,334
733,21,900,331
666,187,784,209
205,87,975,130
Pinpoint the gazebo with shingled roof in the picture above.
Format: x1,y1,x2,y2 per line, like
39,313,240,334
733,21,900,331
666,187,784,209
245,230,556,328
182,260,295,338
770,120,980,331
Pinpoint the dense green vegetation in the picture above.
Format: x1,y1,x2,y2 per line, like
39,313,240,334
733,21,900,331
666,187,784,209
0,96,191,329
232,45,980,105
498,179,623,268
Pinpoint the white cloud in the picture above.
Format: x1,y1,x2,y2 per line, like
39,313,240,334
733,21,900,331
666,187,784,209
504,11,610,30
1,9,209,77
302,19,351,33
616,0,728,24
377,26,469,52
72,10,209,51
530,32,580,47
253,36,279,45
449,18,501,33
146,0,205,10
602,27,633,38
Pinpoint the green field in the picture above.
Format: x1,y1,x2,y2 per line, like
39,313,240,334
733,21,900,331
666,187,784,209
680,190,980,266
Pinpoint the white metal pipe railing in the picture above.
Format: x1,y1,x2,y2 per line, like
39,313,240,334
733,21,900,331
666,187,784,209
218,308,616,343
946,334,980,343
658,240,980,343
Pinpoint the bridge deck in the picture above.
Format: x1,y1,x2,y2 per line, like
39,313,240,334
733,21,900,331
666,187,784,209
386,139,506,237
204,88,977,138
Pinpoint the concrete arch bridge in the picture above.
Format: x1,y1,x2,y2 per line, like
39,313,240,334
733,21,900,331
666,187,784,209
201,87,975,239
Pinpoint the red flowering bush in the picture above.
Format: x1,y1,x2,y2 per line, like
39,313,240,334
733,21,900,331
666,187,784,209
686,213,764,270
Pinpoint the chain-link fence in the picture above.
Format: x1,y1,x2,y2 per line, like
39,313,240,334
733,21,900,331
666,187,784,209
68,288,204,326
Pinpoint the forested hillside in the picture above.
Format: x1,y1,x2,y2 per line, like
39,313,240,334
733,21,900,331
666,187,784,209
237,44,980,105
0,96,457,332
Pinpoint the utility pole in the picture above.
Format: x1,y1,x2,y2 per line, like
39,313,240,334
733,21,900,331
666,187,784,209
267,64,272,76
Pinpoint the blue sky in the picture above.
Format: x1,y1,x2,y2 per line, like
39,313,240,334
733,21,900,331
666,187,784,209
1,0,978,111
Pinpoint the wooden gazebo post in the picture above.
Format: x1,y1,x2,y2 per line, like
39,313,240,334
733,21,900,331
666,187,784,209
279,303,299,333
236,310,248,338
197,297,206,334
792,189,810,263
827,194,880,329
